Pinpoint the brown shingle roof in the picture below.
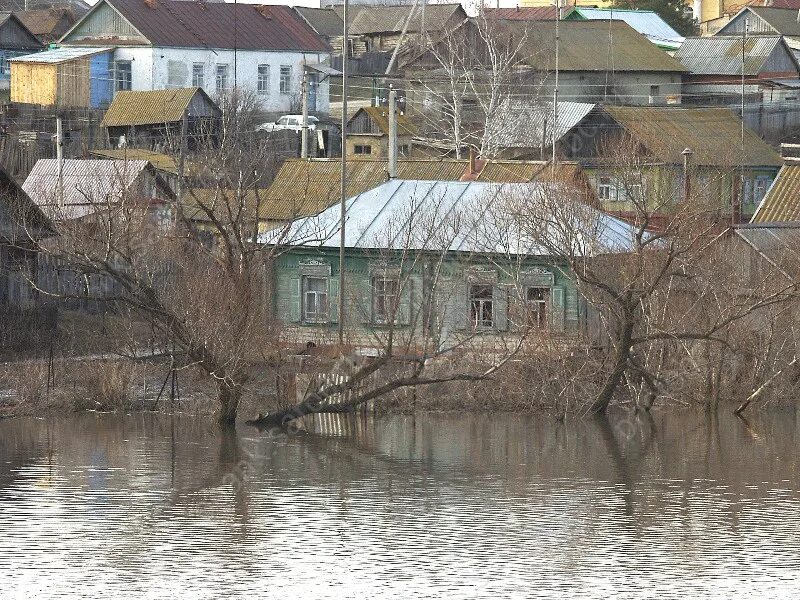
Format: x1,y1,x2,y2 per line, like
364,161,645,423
101,87,217,127
602,106,782,168
752,165,800,223
70,0,330,52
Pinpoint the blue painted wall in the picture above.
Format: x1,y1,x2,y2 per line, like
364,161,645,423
89,51,113,108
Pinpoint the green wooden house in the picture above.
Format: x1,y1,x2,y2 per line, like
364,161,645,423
265,179,642,348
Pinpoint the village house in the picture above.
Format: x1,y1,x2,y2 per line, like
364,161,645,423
264,178,636,348
22,158,174,222
752,161,800,223
707,3,800,37
556,105,783,221
0,11,43,95
101,87,221,150
675,35,800,141
335,3,467,58
261,156,597,233
58,0,332,115
294,7,345,55
15,7,79,44
0,164,51,309
345,106,417,159
401,19,686,121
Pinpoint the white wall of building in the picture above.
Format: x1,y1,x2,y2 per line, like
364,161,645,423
111,46,331,115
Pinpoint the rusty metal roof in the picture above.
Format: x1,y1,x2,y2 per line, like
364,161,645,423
752,165,800,223
101,87,218,127
77,0,330,52
602,106,782,167
16,8,77,40
676,36,793,76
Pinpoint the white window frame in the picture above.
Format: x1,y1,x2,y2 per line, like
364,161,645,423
372,276,400,325
302,275,329,324
192,63,204,88
598,176,618,202
469,284,494,329
257,64,270,95
216,64,229,92
525,286,549,329
279,65,292,95
115,60,132,91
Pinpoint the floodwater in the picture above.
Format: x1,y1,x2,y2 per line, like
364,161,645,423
1,410,799,599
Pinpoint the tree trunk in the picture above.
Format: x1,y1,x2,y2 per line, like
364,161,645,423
589,302,635,415
217,382,242,427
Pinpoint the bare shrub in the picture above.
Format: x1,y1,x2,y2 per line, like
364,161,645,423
71,360,136,412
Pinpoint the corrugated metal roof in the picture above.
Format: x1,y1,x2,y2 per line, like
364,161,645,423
568,9,683,49
484,101,595,151
676,36,786,76
602,106,782,167
267,179,641,256
348,106,418,136
752,165,800,222
512,20,686,73
71,0,330,52
483,7,558,20
22,159,149,220
335,3,465,35
101,87,217,127
10,45,110,63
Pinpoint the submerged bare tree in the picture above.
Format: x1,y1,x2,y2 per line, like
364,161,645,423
21,91,314,425
506,141,799,414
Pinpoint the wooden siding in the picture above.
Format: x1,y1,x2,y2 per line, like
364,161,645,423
11,62,57,105
56,58,91,107
64,2,147,44
722,12,776,36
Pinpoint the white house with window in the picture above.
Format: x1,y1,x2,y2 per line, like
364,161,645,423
59,0,332,114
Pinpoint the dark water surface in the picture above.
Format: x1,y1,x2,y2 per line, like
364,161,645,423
1,410,799,599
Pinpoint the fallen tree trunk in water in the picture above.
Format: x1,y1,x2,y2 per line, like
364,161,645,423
735,356,798,416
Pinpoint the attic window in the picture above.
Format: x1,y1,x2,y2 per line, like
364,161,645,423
355,144,372,155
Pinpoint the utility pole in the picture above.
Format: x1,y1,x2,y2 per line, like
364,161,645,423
388,86,397,179
56,113,64,209
339,0,349,346
177,111,187,204
552,0,560,166
740,16,748,225
301,70,309,159
682,147,692,203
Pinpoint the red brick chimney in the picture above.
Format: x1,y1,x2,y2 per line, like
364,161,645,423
144,0,158,9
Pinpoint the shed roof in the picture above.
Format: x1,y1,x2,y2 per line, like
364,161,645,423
267,179,640,256
733,223,800,277
22,159,151,220
348,106,418,136
88,148,178,173
9,45,110,63
336,3,465,35
15,7,76,40
511,20,685,73
601,106,782,167
567,8,683,49
66,0,330,52
675,36,793,76
485,101,595,150
752,165,800,222
101,87,218,127
294,6,343,38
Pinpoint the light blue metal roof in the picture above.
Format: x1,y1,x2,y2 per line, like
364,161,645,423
572,9,684,50
267,180,645,257
9,46,113,64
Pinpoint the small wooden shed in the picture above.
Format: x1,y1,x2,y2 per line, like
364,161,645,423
10,45,113,108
